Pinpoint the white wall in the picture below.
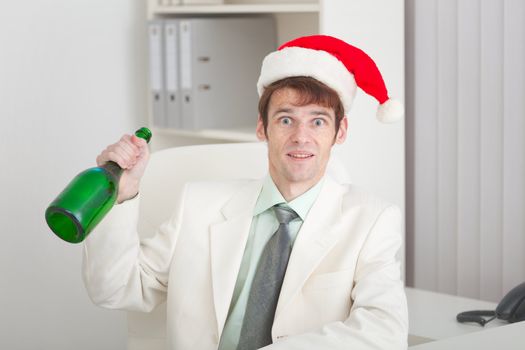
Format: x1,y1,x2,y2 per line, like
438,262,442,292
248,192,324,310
320,0,405,210
320,0,405,275
0,0,147,348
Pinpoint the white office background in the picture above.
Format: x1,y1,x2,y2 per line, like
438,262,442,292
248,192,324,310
406,0,525,302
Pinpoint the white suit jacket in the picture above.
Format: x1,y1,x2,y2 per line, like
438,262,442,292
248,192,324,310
82,175,408,349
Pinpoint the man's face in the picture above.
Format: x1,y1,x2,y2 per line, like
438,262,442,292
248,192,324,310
256,87,348,191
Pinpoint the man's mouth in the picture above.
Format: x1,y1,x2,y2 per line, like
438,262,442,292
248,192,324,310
287,151,314,159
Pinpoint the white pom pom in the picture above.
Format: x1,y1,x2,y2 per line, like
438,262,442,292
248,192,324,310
376,99,404,123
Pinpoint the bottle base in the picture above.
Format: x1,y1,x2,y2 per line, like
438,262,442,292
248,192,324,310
45,207,85,243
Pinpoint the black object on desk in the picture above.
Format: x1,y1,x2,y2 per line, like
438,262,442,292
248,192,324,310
457,282,525,326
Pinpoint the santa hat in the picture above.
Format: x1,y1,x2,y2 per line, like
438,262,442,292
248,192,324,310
257,35,403,123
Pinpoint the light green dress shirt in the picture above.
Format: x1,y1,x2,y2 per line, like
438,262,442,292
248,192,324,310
218,175,324,350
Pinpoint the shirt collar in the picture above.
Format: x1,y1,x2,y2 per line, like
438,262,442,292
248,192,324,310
253,174,325,221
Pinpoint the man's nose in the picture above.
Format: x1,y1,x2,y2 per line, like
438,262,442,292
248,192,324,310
291,123,310,143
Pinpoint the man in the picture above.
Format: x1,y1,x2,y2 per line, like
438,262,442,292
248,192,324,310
83,35,408,349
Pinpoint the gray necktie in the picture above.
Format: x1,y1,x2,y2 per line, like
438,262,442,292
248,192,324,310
236,205,299,350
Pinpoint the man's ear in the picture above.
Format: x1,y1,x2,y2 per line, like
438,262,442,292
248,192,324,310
335,116,348,144
256,115,267,141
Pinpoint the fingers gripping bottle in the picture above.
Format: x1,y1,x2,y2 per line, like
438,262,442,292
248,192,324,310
45,127,152,243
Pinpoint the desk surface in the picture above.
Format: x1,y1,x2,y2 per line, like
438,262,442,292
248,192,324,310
409,320,525,350
406,287,507,345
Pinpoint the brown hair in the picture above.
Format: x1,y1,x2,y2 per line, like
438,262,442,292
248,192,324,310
258,76,345,135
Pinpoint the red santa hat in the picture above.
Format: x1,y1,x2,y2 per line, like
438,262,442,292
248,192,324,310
257,35,403,123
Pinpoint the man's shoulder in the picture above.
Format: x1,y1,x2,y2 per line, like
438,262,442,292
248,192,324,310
177,178,263,218
337,182,398,214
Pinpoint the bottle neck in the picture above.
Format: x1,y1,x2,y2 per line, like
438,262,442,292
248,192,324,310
101,161,123,181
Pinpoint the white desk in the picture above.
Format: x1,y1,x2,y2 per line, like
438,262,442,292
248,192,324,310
409,320,525,349
406,287,507,346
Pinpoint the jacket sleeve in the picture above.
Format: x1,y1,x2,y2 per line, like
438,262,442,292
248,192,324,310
81,184,188,313
263,205,409,350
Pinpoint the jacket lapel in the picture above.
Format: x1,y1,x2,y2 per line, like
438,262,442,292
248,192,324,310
209,179,263,336
274,176,345,321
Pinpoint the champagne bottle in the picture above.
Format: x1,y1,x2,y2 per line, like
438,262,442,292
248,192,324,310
45,127,152,243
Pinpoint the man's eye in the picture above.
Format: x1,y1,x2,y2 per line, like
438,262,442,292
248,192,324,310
314,118,325,127
281,117,292,125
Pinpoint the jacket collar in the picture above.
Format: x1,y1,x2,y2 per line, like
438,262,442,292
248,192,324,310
274,175,345,321
209,179,263,335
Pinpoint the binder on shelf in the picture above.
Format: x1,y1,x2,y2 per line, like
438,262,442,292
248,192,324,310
164,20,182,128
178,16,276,131
148,21,166,127
179,20,195,130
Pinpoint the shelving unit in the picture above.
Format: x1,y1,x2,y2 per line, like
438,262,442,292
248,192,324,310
146,0,320,150
153,125,258,142
149,3,319,16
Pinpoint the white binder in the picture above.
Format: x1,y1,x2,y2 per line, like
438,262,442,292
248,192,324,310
179,20,194,129
148,21,166,127
164,20,182,128
178,17,276,130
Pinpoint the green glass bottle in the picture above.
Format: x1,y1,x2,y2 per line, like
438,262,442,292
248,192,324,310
45,127,152,243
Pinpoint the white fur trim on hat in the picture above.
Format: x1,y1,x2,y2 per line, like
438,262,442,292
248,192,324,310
257,47,357,114
377,98,404,123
